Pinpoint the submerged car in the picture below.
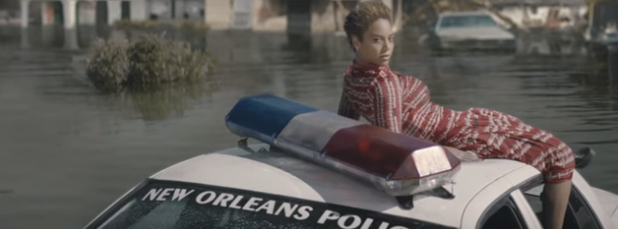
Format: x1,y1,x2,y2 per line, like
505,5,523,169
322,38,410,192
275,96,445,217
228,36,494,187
84,94,617,229
584,0,618,58
584,0,618,45
425,11,516,52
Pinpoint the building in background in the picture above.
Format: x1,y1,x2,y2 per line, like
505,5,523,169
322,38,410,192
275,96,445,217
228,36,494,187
5,0,401,34
486,0,588,31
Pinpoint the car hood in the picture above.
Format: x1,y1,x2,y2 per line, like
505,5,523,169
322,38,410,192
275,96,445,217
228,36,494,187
592,187,618,222
437,27,514,40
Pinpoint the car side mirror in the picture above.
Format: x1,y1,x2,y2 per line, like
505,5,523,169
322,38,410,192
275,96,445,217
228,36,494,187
574,147,595,169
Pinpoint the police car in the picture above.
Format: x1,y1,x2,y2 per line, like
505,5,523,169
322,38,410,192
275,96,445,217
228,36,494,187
84,94,618,229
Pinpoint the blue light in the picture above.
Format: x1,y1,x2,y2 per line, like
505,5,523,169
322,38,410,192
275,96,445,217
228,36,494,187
225,94,319,144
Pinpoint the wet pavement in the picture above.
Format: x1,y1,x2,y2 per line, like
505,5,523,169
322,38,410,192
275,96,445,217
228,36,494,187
0,25,617,229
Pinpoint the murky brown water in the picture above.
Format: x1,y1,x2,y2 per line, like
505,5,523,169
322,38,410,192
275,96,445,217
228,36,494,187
0,25,617,229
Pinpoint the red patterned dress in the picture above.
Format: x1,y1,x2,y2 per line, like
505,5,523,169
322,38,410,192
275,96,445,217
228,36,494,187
338,61,575,183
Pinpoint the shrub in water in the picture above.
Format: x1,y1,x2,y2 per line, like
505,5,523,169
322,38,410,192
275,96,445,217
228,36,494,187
126,33,214,89
85,33,216,93
86,38,130,92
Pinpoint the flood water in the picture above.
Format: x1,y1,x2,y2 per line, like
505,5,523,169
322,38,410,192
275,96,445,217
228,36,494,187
0,25,617,229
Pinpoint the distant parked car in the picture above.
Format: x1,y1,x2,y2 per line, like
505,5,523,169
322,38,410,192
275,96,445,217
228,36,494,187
424,11,516,52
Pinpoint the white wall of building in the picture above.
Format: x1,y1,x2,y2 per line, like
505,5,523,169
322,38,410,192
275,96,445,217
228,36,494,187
204,0,232,29
130,0,148,20
77,1,95,25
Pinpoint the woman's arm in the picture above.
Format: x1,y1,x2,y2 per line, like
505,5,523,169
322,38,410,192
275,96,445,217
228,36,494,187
370,74,403,133
337,90,360,120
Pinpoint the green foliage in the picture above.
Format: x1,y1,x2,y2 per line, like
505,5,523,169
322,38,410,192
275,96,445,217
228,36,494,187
85,33,216,93
86,38,130,92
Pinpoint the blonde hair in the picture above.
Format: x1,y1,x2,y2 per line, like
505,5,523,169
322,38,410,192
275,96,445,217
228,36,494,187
344,1,392,51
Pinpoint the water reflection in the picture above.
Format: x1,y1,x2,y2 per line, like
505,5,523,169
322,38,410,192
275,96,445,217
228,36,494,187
517,34,588,56
65,28,79,50
573,48,618,111
610,48,617,91
98,81,219,121
567,48,618,88
20,29,28,49
432,54,515,77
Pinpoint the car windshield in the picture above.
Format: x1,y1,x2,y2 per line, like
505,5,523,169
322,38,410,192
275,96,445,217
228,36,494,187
439,15,498,28
88,180,455,229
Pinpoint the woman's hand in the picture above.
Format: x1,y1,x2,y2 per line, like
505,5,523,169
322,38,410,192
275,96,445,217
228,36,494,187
443,146,481,162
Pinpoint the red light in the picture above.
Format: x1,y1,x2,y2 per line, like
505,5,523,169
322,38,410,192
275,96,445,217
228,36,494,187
322,124,461,181
358,139,370,152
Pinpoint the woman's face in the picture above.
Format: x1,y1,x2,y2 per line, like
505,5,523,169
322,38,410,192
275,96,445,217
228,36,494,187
353,18,394,66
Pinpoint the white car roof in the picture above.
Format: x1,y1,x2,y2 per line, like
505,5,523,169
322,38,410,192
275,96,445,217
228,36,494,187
150,143,536,228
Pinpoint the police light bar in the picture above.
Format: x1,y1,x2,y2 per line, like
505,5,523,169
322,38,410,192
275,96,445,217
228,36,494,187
225,94,461,205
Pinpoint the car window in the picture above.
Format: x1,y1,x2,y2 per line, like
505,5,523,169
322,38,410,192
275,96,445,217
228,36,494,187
480,196,527,229
87,180,457,229
521,184,601,229
439,15,498,29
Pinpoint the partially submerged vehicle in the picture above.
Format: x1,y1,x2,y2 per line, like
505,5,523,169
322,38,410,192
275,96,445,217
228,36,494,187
423,10,516,52
84,94,617,229
585,0,618,56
